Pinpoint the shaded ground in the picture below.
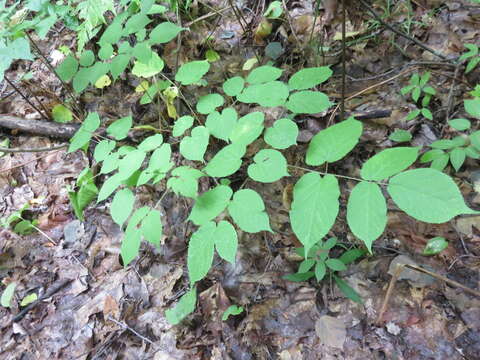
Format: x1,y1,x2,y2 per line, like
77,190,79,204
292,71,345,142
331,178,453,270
1,0,480,359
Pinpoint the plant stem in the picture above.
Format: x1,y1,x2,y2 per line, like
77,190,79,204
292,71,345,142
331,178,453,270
3,76,49,120
288,165,387,186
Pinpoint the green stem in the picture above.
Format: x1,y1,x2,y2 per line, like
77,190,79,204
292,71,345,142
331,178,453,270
287,165,387,186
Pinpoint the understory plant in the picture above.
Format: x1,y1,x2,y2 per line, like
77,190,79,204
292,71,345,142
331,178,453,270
3,0,479,325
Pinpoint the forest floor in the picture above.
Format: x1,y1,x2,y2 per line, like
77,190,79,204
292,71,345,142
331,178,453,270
1,0,480,359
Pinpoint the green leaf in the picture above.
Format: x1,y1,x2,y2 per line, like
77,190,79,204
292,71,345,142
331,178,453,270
196,93,224,114
283,272,314,282
466,57,480,73
52,104,73,123
246,65,282,84
264,118,298,149
228,189,272,233
110,188,135,227
430,139,456,150
288,67,332,90
132,42,153,63
206,108,238,141
79,50,95,67
405,109,420,121
107,116,132,140
110,54,131,80
423,237,448,255
118,150,146,180
123,13,151,35
420,149,445,163
299,259,316,273
141,209,162,246
149,22,185,44
188,185,233,225
286,91,331,114
97,173,123,202
173,115,194,137
100,21,122,44
131,52,164,77
325,258,347,271
430,154,449,171
333,275,363,304
247,149,289,183
465,98,480,118
205,49,220,62
222,305,244,321
188,222,216,283
1,282,16,308
56,55,78,82
346,181,386,253
180,126,209,161
289,173,340,256
167,166,204,198
214,220,238,264
223,76,245,96
165,288,196,325
448,118,471,131
465,146,480,159
121,206,150,266
145,143,173,174
94,139,116,162
20,293,37,307
68,112,101,152
264,1,283,18
98,43,114,60
237,81,289,107
449,147,466,171
175,60,210,85
306,117,362,166
229,111,264,146
72,67,91,93
421,108,433,120
339,248,365,265
387,168,478,223
389,129,412,142
203,143,246,177
315,261,327,281
138,134,163,152
471,130,480,150
360,147,419,181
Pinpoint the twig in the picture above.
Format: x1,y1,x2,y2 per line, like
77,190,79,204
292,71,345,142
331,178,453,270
445,63,462,122
358,0,450,61
25,32,82,115
288,164,388,185
405,263,480,298
327,66,417,125
0,143,67,153
0,115,80,139
376,263,404,325
184,6,231,27
0,149,64,173
12,279,72,322
107,315,156,347
3,76,49,120
341,0,346,121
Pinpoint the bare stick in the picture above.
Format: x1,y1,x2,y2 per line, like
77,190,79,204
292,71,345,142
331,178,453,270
3,76,49,120
376,263,404,325
0,143,67,153
107,315,156,347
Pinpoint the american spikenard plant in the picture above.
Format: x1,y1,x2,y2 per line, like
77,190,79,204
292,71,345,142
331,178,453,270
67,60,479,324
9,0,472,325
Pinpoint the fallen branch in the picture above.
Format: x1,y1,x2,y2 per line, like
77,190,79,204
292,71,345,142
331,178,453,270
0,115,79,139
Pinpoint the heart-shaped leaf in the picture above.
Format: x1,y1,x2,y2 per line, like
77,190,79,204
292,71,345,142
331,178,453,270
228,189,272,233
196,93,224,114
180,126,209,161
264,118,298,149
206,108,238,141
247,149,289,183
